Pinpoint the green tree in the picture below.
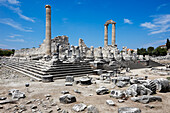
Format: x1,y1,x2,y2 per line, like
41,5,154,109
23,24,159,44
0,50,3,56
12,49,15,54
137,48,148,56
153,47,167,56
166,38,170,50
147,46,154,56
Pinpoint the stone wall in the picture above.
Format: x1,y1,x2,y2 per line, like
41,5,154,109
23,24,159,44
14,35,70,57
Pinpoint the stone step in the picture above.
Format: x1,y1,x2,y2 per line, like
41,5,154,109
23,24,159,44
6,62,92,74
5,64,43,78
53,74,88,80
22,61,91,69
6,63,47,75
2,59,93,81
52,71,93,77
6,63,93,79
3,65,42,81
45,69,93,74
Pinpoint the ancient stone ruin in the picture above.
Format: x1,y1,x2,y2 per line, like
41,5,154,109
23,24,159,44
0,4,170,113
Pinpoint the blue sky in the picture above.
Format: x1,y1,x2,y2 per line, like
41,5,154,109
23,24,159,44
0,0,170,50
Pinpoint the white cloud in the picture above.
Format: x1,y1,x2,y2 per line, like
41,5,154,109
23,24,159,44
140,22,156,29
9,34,21,38
0,44,8,47
0,0,6,3
8,0,19,5
75,0,84,5
0,0,35,22
140,14,170,35
17,13,35,22
157,4,167,11
5,38,24,42
62,18,68,23
142,39,167,48
0,18,33,32
124,18,133,24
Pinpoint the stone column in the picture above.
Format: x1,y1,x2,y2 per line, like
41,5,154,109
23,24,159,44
104,24,108,47
112,23,116,46
45,5,51,55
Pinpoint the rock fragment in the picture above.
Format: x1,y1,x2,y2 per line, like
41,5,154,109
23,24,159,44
96,86,109,95
110,90,125,99
61,91,69,94
118,107,141,113
8,89,25,100
80,77,92,85
87,105,99,113
59,94,76,104
106,100,115,106
153,78,170,92
131,95,162,104
0,97,6,100
72,103,87,112
118,99,124,103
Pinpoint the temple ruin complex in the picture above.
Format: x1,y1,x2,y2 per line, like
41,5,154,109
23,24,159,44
1,5,163,82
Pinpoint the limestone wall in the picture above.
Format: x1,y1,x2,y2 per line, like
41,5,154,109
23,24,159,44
14,35,70,57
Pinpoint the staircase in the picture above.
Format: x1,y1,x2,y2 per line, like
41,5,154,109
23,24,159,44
1,58,93,81
128,60,163,69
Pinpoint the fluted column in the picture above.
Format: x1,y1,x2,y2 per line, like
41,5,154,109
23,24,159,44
112,23,116,46
104,24,108,47
45,5,51,55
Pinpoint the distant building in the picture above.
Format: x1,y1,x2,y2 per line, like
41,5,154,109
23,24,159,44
158,45,166,49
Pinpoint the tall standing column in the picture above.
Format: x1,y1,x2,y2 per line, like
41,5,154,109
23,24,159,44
45,5,51,55
112,23,116,46
104,24,108,47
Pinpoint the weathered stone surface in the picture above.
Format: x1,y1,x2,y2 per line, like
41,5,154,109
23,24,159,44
118,99,124,103
118,107,141,113
126,84,152,97
59,94,76,104
80,77,92,85
131,95,162,104
117,76,130,82
72,103,87,112
0,100,17,104
65,76,74,82
31,105,37,109
86,105,99,113
8,89,25,100
74,89,81,94
110,90,125,99
25,83,29,87
0,105,3,109
145,105,155,109
130,79,138,84
61,91,69,94
26,100,32,104
153,78,170,92
116,81,128,88
0,97,6,100
65,82,73,86
44,94,51,97
96,87,109,95
106,100,115,106
143,80,157,94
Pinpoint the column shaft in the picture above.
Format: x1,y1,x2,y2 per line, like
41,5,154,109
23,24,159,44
104,25,108,47
45,5,51,55
112,23,116,46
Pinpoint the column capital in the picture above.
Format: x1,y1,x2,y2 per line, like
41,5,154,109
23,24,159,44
104,24,108,26
45,5,51,8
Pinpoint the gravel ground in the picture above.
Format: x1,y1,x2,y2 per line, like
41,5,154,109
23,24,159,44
0,66,170,113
